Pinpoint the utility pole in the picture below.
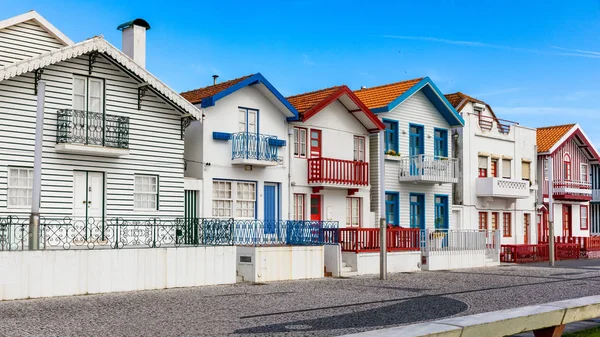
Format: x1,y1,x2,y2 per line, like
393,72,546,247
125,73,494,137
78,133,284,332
29,81,45,250
379,130,387,280
548,157,555,267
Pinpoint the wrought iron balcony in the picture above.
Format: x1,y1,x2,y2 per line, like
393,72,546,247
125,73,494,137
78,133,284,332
307,157,369,187
397,155,458,184
476,177,530,199
55,109,129,156
231,132,282,166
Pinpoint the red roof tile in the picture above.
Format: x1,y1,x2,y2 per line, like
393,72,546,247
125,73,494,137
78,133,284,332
353,78,423,110
180,74,253,104
536,124,576,153
286,86,343,114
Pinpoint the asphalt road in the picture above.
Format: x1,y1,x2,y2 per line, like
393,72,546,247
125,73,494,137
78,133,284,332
1,260,600,337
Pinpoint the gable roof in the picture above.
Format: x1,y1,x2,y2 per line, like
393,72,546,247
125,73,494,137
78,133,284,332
444,92,486,111
354,77,464,127
537,123,600,163
287,85,385,132
180,73,299,120
536,124,576,153
0,11,73,46
0,36,201,120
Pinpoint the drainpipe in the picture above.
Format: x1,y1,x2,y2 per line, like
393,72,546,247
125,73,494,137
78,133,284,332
379,130,387,280
548,156,555,266
29,81,45,250
288,126,293,220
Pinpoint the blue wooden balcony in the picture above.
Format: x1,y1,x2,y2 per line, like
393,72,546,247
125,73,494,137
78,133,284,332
230,132,284,166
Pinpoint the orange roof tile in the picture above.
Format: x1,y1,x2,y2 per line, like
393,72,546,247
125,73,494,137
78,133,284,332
286,86,343,114
444,92,485,110
353,78,423,110
536,124,576,152
181,74,253,104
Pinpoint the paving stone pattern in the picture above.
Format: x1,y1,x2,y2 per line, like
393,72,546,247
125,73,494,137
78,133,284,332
1,260,600,337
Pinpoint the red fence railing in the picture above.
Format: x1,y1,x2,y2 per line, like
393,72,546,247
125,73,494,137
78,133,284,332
338,228,420,253
307,158,368,186
500,243,580,263
538,236,600,252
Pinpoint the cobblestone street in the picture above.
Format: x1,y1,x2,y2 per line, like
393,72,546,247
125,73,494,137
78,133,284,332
2,260,600,337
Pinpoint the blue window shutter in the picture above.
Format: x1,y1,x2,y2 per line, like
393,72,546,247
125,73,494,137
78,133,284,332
213,132,231,140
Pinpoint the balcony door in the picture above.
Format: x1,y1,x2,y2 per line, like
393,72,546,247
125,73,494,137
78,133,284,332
238,108,259,158
310,129,321,158
409,125,424,175
73,76,104,145
562,205,572,237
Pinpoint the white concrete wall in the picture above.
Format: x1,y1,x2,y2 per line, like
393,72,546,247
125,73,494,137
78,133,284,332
187,85,291,219
342,251,421,275
324,244,342,277
422,250,496,271
453,102,537,244
290,99,373,227
236,245,324,282
0,246,237,301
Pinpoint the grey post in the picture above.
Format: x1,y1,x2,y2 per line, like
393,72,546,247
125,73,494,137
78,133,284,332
29,81,45,250
548,156,555,266
379,129,387,280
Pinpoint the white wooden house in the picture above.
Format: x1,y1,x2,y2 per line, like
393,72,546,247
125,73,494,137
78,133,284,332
181,74,298,222
354,78,464,230
286,85,384,227
447,92,537,244
0,11,201,222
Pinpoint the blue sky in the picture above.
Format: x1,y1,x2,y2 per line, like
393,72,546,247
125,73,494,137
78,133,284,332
4,0,600,142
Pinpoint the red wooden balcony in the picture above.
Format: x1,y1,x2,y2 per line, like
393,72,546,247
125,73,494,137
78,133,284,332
542,180,592,201
338,227,421,253
307,157,368,187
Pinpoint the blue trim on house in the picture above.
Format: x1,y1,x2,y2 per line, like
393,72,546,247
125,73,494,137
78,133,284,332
382,118,399,153
434,194,449,230
200,73,299,120
434,128,448,158
213,132,231,140
372,77,465,127
268,138,286,147
409,192,425,230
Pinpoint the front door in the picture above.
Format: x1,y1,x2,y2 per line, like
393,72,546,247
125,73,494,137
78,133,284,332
410,194,425,230
524,213,530,244
184,190,199,244
409,125,424,174
434,195,448,230
73,171,104,240
310,194,321,221
563,205,572,237
264,184,278,234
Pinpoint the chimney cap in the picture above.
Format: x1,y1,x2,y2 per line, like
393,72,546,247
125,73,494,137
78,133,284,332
117,19,151,31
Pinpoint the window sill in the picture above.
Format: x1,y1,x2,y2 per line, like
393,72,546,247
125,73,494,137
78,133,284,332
384,155,402,161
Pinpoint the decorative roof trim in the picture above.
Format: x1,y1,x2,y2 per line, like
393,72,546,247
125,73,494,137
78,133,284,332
200,73,299,120
541,124,600,163
300,86,385,131
0,36,202,120
0,11,74,46
374,77,465,127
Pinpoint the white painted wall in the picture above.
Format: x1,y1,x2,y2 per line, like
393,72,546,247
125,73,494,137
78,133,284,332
374,91,455,228
0,54,187,219
453,102,537,244
236,245,324,282
324,244,341,277
422,250,498,271
0,19,65,66
290,99,374,227
185,85,291,220
342,251,421,275
0,246,237,301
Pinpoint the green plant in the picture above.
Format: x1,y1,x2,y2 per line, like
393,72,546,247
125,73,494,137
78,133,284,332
385,150,401,157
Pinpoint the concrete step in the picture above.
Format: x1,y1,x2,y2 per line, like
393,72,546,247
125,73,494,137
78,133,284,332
236,275,245,283
341,266,353,273
340,271,358,277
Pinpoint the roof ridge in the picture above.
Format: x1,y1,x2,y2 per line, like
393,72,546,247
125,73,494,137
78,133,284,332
286,85,345,99
180,74,254,95
354,77,423,92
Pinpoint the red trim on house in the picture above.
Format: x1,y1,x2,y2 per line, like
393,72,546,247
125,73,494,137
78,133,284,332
549,128,600,163
312,186,324,193
347,188,359,196
302,86,385,131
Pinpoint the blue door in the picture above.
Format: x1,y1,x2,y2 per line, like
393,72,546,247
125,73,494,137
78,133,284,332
410,193,425,230
409,125,424,175
434,195,448,230
434,129,448,159
385,192,399,226
264,184,277,234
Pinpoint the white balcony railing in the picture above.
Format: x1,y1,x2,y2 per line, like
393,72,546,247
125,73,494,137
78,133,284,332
553,180,592,198
476,177,530,199
398,155,458,184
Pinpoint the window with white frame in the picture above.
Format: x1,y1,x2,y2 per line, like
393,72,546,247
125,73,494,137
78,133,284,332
236,182,256,218
134,175,158,210
346,197,361,227
293,194,305,220
212,181,232,217
73,75,104,113
502,159,511,179
478,156,488,177
238,108,257,133
353,136,365,161
581,164,589,182
8,168,33,208
293,127,307,158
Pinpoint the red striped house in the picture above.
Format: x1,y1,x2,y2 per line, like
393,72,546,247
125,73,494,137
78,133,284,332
537,124,600,239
